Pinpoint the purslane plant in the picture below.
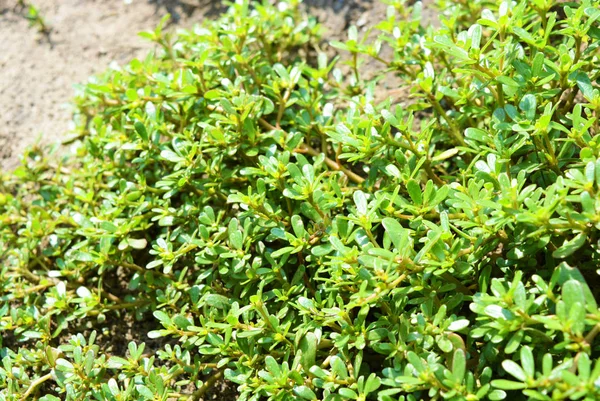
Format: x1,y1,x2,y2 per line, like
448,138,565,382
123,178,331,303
2,0,600,400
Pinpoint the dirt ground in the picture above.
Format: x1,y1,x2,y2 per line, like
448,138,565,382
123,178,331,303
0,0,217,170
0,0,437,170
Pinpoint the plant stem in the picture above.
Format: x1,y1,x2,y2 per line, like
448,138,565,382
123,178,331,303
190,369,223,401
21,372,52,401
257,117,365,184
584,323,600,346
87,299,150,316
429,96,466,149
119,260,173,279
277,88,292,128
299,143,365,184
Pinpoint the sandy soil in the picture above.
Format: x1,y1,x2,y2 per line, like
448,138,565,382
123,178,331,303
0,0,223,170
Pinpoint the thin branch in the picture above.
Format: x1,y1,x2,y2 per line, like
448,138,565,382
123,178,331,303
258,118,365,184
585,323,600,346
87,299,150,316
190,369,223,401
21,372,52,401
298,143,365,184
119,260,173,279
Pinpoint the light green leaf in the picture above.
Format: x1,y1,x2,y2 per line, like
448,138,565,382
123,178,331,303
491,379,527,390
552,233,587,259
294,386,317,400
134,121,148,142
502,360,526,382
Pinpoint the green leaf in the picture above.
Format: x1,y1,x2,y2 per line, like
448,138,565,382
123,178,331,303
273,63,290,81
348,25,358,42
406,180,422,205
488,389,507,400
134,121,148,142
501,360,526,382
407,351,424,372
127,238,147,249
310,366,328,379
160,149,183,163
126,88,138,101
107,356,129,369
562,279,586,311
447,319,469,331
497,76,520,87
505,330,524,354
147,330,169,339
354,191,368,215
205,294,230,309
573,72,594,101
432,35,470,61
100,221,118,233
554,263,597,310
330,41,349,51
55,358,75,372
381,109,398,125
491,379,527,390
236,329,262,338
271,246,295,258
153,310,171,325
520,346,534,378
464,127,489,142
40,396,61,401
484,305,514,320
265,356,281,376
136,385,154,400
432,148,458,162
204,89,222,100
299,332,317,370
382,218,408,250
519,94,537,120
512,26,538,47
532,53,544,76
364,373,381,394
294,386,317,400
468,24,482,49
452,349,466,382
292,215,306,238
339,388,358,399
437,336,453,353
330,356,348,379
552,233,587,258
173,315,191,329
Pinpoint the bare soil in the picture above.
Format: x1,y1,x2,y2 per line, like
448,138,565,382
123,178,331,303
0,0,223,170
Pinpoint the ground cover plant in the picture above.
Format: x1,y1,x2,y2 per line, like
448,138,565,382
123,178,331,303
2,0,600,399
13,0,50,35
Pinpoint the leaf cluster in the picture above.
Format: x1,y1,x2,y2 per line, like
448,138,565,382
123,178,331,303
2,0,600,400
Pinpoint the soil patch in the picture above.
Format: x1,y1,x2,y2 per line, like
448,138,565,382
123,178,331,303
0,0,220,170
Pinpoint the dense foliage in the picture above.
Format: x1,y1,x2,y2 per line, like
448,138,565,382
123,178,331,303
2,0,600,399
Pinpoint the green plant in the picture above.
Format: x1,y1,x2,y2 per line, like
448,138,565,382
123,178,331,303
26,3,49,34
2,0,600,400
14,0,50,35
